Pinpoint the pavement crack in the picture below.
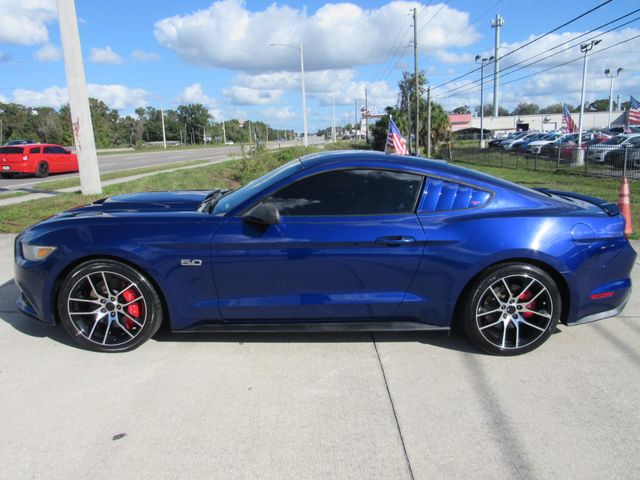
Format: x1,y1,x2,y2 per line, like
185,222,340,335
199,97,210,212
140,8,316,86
371,333,415,480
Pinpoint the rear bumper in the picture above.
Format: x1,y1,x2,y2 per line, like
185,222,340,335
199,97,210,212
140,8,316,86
1,163,32,173
569,288,631,326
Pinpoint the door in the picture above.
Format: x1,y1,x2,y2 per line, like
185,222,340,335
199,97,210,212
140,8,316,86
211,168,426,321
43,146,61,173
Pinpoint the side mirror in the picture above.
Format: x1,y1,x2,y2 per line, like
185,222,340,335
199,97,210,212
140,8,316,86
245,203,280,225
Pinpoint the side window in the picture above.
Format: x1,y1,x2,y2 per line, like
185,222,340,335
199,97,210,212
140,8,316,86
418,177,491,212
30,147,41,154
55,146,69,154
259,169,423,216
43,146,55,154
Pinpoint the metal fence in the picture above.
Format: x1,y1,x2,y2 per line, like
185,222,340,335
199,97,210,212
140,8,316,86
449,144,640,181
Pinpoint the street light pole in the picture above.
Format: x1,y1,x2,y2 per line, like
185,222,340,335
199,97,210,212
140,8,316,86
475,55,494,148
269,43,308,147
605,67,623,129
577,40,601,153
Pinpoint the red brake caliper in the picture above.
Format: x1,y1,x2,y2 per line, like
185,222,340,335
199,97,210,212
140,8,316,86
519,290,536,318
122,289,142,329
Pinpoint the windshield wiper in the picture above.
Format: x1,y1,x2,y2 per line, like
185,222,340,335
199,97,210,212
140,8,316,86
199,188,237,213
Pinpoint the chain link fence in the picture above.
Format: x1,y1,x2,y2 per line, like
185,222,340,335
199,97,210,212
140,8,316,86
449,144,640,181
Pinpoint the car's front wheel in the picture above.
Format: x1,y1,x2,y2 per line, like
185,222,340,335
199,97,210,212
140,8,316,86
462,263,561,356
57,259,163,352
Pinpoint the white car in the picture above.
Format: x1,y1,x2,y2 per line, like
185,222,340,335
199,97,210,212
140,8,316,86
586,133,640,163
526,133,567,154
503,132,540,150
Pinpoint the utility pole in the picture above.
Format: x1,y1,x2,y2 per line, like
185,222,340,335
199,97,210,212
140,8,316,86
413,7,419,154
160,107,166,149
577,39,601,164
57,0,101,195
616,94,621,111
476,55,494,148
354,100,358,140
406,90,412,153
364,88,369,143
605,68,623,129
491,14,505,118
427,86,432,157
221,115,226,144
331,97,336,142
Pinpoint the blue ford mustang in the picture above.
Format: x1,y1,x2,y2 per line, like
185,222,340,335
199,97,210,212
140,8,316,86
14,151,636,354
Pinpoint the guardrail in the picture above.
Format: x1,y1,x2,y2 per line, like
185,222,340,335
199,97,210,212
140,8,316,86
449,144,640,180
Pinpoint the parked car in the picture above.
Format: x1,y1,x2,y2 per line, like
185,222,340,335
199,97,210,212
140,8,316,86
4,139,35,146
504,132,540,150
499,132,530,149
0,143,78,178
540,133,580,158
586,134,640,163
527,133,566,154
605,144,640,168
488,132,518,148
514,132,552,152
14,151,635,355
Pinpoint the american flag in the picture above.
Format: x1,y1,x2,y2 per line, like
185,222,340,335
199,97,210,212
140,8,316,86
562,104,577,133
385,116,409,155
629,95,640,125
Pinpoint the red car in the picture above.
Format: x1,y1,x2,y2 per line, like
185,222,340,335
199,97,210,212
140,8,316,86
0,143,78,178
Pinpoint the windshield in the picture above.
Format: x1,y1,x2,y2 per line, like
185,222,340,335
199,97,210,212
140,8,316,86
212,158,304,215
603,136,627,145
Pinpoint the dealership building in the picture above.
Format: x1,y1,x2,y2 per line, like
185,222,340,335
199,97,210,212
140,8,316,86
449,109,630,135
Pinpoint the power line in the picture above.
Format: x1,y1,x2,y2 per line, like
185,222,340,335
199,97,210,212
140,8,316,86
434,12,640,100
417,0,450,35
431,0,614,92
435,32,640,102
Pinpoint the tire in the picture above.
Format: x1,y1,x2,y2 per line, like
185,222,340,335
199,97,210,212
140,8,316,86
462,263,561,356
35,161,49,178
57,259,164,352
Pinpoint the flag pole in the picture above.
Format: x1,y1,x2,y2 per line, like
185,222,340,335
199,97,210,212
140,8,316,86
385,115,392,154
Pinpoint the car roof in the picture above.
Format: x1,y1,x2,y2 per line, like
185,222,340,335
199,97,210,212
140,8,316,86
297,150,546,197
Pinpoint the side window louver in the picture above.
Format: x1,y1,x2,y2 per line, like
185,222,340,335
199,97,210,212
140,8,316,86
419,178,491,212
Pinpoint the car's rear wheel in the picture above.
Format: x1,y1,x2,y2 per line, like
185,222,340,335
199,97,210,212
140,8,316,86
462,263,561,356
35,161,49,178
58,259,163,352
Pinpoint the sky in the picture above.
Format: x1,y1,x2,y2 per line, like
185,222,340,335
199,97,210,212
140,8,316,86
0,0,639,133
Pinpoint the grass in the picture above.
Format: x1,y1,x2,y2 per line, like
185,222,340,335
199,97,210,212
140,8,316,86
453,161,640,239
34,159,210,191
96,143,231,156
0,191,28,200
0,147,316,233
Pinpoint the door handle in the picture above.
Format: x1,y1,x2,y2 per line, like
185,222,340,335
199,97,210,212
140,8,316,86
375,235,416,246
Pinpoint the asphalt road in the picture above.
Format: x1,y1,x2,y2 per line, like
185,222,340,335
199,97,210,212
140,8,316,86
0,139,323,191
0,235,638,479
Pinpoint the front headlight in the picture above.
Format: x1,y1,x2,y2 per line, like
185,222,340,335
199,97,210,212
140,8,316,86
21,243,57,261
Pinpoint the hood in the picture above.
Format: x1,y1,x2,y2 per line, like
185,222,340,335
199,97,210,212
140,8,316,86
90,190,219,213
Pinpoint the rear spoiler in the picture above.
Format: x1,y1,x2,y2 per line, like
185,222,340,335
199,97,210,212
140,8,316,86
535,188,620,216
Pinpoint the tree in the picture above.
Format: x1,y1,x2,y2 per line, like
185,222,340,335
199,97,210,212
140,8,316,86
511,103,541,115
371,70,450,154
474,105,509,117
540,103,564,114
587,98,610,112
452,105,470,114
177,103,211,144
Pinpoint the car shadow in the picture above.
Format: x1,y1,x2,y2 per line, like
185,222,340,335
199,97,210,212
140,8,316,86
0,280,78,348
0,279,480,355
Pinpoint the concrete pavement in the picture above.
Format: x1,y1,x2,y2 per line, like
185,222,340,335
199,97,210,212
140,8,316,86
0,233,638,479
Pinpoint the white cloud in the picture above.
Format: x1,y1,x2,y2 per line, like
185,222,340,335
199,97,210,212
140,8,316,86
131,49,160,62
433,51,474,64
260,106,296,121
11,84,149,111
34,43,61,62
13,85,67,108
223,85,284,105
231,68,395,108
89,46,123,65
0,0,57,46
436,28,640,112
154,0,479,72
176,83,217,107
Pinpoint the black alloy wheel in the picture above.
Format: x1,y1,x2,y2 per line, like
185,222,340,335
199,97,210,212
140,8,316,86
462,263,561,355
58,259,163,352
